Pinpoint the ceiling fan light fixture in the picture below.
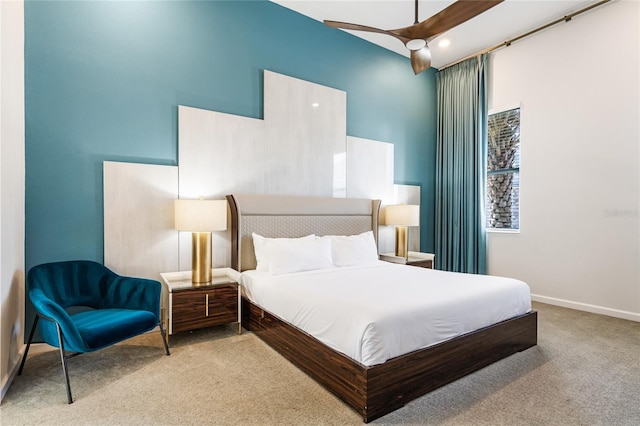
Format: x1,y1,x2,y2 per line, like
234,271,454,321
405,38,427,51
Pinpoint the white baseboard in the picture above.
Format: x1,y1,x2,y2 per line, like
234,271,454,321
531,294,640,322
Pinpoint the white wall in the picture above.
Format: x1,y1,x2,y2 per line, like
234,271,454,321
0,0,26,400
487,0,640,321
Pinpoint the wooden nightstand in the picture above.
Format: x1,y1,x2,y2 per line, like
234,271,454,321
380,251,435,269
160,268,242,340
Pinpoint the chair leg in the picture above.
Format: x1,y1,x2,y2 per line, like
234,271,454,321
55,323,73,404
159,322,170,356
18,315,40,375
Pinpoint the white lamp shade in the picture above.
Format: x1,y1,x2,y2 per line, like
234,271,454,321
174,199,227,232
385,204,420,226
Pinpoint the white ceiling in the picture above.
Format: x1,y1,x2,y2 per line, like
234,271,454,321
271,0,607,69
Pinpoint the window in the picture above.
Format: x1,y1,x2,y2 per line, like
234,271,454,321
486,107,520,230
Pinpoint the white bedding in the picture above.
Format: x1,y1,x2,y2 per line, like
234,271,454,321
241,261,531,366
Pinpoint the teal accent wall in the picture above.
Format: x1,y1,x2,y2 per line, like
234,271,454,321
25,0,437,272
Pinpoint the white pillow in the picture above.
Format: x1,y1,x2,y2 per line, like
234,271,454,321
252,233,315,272
322,231,379,267
268,236,333,275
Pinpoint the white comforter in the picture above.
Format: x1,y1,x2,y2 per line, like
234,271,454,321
241,261,531,366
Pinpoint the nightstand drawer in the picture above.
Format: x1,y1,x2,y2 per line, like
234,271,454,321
171,284,238,334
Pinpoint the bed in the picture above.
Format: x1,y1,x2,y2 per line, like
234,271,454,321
226,193,537,422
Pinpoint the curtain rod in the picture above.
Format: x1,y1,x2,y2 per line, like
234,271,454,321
438,0,612,70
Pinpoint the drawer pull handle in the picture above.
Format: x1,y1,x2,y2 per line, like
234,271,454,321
205,294,209,317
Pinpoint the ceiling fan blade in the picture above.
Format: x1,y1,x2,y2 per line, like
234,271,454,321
324,20,407,43
393,0,504,40
411,46,431,75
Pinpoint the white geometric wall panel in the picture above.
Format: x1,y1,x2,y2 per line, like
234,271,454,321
263,71,347,197
346,136,394,201
103,161,179,280
178,106,266,199
104,70,421,276
179,70,346,199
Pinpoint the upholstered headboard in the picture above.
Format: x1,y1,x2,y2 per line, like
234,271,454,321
226,193,381,272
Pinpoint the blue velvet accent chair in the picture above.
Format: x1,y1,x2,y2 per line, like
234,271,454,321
18,260,170,403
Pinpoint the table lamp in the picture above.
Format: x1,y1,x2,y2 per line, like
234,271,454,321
174,198,227,284
385,204,420,259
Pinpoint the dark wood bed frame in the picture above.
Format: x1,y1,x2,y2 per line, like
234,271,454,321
227,193,538,423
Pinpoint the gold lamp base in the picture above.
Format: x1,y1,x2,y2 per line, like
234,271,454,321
191,232,212,284
395,226,409,260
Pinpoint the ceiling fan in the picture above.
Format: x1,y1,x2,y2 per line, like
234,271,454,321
324,0,504,75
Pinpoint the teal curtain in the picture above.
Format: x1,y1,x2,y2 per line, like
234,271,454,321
434,55,488,274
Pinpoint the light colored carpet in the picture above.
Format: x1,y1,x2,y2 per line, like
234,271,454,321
1,302,639,425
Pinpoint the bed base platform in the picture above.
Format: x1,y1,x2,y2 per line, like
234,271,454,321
243,297,537,423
